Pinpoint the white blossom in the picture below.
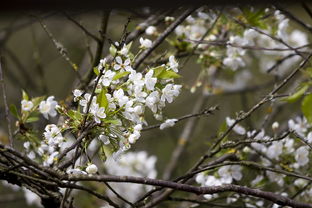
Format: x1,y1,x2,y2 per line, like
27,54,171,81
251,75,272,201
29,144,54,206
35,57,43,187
288,116,310,137
144,70,157,91
67,168,87,175
294,178,308,187
128,130,141,144
21,100,34,111
266,171,284,186
114,56,132,71
39,96,58,119
102,70,116,86
226,117,246,135
306,132,312,143
120,46,129,56
139,37,152,48
272,122,279,131
98,58,107,70
160,118,177,130
145,26,157,35
295,146,309,167
168,55,179,72
218,165,242,184
23,141,30,150
73,89,83,102
161,84,181,103
86,164,98,174
267,141,283,160
146,91,160,113
223,56,245,71
92,104,106,123
113,89,129,107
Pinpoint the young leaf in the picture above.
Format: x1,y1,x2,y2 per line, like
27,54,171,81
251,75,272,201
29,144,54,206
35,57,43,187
25,117,39,123
153,66,166,77
32,96,46,107
93,67,100,76
68,110,83,121
158,70,181,79
9,104,19,119
97,88,108,108
109,44,117,56
282,85,309,103
302,94,312,124
22,90,29,101
126,41,133,51
104,119,121,125
113,71,130,81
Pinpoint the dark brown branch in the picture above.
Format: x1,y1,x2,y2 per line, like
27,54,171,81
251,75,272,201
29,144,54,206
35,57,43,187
64,174,312,208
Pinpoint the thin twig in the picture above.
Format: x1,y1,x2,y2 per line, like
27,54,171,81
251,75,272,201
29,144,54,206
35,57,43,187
133,7,197,70
276,4,312,34
142,105,218,131
64,13,102,43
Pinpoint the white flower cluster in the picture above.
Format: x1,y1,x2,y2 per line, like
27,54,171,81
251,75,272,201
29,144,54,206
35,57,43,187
223,10,308,72
37,124,65,166
72,41,182,157
21,96,58,119
288,116,311,137
247,119,311,170
175,10,214,41
104,151,157,203
196,165,242,200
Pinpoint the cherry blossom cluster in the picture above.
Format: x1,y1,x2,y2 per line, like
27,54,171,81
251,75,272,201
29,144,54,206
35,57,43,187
72,41,182,161
195,115,312,205
16,34,182,172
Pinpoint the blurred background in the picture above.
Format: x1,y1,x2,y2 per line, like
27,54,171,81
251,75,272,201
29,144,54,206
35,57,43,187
0,4,312,207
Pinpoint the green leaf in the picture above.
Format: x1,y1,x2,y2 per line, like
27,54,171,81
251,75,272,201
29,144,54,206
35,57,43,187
9,104,19,119
109,44,117,56
32,96,46,107
93,67,100,76
97,88,108,108
104,119,121,125
242,8,267,29
158,70,181,79
22,90,29,101
113,71,130,81
126,41,133,51
152,66,181,79
153,66,166,77
283,85,309,103
68,110,83,121
302,94,312,124
25,117,39,123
